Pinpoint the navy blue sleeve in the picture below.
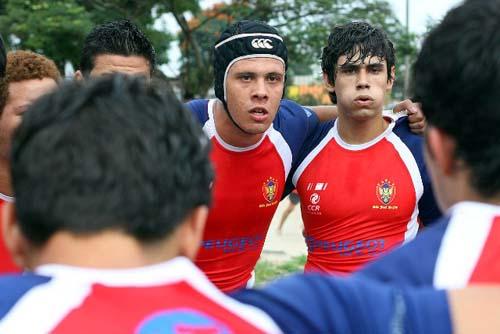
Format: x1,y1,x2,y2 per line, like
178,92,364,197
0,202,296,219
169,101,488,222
185,99,209,125
393,117,442,225
274,99,321,198
0,274,51,319
233,274,451,334
357,217,450,287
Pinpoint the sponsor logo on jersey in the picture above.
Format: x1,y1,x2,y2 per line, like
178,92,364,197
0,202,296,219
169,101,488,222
201,235,264,253
262,177,278,203
310,193,320,204
307,192,322,215
376,179,396,205
306,182,328,191
306,236,386,256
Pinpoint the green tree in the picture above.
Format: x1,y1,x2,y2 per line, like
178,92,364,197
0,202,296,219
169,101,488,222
0,0,93,70
0,0,176,73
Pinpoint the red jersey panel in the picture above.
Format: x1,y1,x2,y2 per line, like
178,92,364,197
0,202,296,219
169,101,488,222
195,100,292,292
0,195,20,273
294,119,423,274
0,257,281,333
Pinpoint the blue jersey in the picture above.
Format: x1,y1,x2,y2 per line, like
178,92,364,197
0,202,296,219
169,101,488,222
358,201,500,288
0,258,280,333
0,260,451,333
233,273,451,333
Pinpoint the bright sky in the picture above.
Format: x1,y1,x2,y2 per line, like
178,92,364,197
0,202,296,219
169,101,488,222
388,0,462,33
161,0,463,76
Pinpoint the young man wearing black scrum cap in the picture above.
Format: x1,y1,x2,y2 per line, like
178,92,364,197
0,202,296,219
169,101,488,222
186,20,423,292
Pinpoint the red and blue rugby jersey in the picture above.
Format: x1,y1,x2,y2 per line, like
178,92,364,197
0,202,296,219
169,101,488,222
359,201,500,287
187,99,318,292
0,257,281,333
292,115,440,274
0,194,20,274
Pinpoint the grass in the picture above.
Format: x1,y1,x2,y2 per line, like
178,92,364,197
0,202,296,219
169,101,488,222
254,255,306,286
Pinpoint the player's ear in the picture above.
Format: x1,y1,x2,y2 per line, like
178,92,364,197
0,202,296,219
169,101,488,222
177,206,208,260
425,126,457,175
322,72,335,94
386,65,396,90
2,202,30,269
74,70,84,81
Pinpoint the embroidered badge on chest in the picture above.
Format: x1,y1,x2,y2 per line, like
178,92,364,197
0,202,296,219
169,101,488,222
262,177,278,203
376,179,396,205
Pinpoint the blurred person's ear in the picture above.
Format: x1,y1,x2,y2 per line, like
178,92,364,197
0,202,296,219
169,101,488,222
426,126,457,175
322,72,335,94
74,70,84,81
2,202,30,269
178,206,208,260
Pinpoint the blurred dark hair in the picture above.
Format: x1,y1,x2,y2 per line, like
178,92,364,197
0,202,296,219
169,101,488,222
321,22,395,103
11,75,213,245
413,0,500,197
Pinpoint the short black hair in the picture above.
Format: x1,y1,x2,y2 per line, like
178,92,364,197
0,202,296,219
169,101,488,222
11,75,213,245
79,19,156,76
413,0,500,198
321,22,395,103
0,34,6,77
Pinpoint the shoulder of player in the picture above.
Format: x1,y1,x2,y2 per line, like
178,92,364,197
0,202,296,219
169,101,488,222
391,115,421,140
276,99,316,121
0,273,52,318
185,98,210,124
358,216,450,282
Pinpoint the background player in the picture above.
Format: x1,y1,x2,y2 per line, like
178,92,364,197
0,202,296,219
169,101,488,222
188,20,426,291
1,75,499,333
357,0,500,288
0,51,60,273
290,22,440,274
74,19,155,80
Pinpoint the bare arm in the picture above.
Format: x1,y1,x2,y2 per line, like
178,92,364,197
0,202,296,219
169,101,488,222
308,99,426,134
308,105,338,122
449,286,500,334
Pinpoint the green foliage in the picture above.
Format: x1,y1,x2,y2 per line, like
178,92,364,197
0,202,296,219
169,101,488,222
0,0,176,72
255,255,306,286
0,0,93,70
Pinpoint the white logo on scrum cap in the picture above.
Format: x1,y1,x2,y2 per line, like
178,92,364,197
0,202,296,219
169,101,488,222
251,38,273,49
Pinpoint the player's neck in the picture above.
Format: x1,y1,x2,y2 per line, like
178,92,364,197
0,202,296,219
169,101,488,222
443,176,500,211
336,112,389,145
213,100,265,148
29,231,180,270
0,159,13,197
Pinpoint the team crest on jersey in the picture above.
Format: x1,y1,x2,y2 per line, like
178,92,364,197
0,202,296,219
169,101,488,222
262,177,278,203
376,179,396,205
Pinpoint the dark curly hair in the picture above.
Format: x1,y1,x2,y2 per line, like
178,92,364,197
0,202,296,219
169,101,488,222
11,75,213,245
0,50,61,112
321,22,395,103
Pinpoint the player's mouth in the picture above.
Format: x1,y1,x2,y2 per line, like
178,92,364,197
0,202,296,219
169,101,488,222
353,95,374,107
249,107,269,122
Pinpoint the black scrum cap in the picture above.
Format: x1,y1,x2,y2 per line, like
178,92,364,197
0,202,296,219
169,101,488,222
213,20,288,105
